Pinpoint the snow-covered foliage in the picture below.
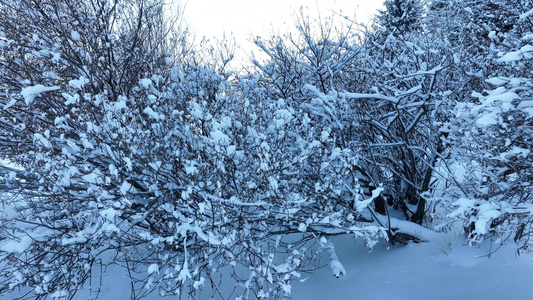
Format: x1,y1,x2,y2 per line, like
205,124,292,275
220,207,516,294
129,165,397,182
445,0,533,251
1,0,532,299
253,12,455,229
0,1,388,299
377,0,425,33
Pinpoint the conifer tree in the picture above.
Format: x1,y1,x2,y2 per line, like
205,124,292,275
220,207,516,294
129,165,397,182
377,0,425,33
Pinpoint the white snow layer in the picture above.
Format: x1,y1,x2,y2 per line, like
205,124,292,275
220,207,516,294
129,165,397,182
70,31,80,41
69,76,89,89
21,84,60,105
326,240,346,278
0,236,32,253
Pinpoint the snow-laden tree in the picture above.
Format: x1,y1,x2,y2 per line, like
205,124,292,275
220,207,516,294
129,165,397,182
355,30,457,225
252,11,458,236
446,1,533,251
252,9,363,98
376,0,425,34
426,0,518,89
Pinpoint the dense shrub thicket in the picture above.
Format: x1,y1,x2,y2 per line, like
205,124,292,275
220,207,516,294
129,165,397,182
0,0,531,298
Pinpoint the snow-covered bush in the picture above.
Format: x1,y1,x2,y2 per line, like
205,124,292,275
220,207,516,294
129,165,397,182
0,1,391,298
445,1,533,251
2,0,531,298
253,12,460,228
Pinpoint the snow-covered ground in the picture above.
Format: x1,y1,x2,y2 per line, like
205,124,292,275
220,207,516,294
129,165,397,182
292,233,533,300
2,228,532,299
76,231,533,299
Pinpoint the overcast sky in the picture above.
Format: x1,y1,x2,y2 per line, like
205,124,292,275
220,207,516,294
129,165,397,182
181,0,383,65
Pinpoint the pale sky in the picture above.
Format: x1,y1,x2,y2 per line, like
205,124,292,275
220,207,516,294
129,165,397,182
181,0,383,64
